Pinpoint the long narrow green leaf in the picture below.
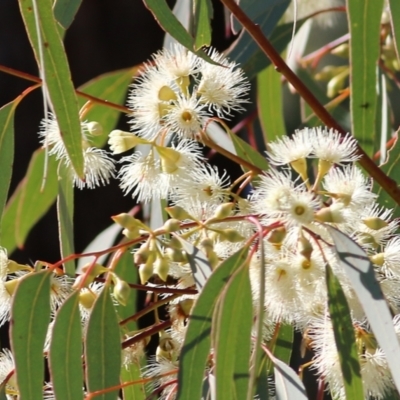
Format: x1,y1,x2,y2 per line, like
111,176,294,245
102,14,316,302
77,68,135,148
213,265,252,400
115,250,138,333
10,271,52,400
389,0,400,61
53,0,83,29
194,0,213,50
273,324,293,365
0,187,21,254
57,163,75,276
269,353,308,400
115,251,146,400
346,0,385,157
257,65,286,144
19,0,84,177
0,101,16,243
143,0,194,49
143,0,216,64
85,286,121,400
49,291,84,400
376,136,400,220
15,148,58,249
227,130,269,172
176,247,249,400
255,355,270,400
327,226,400,394
120,364,146,400
326,264,364,400
228,0,290,79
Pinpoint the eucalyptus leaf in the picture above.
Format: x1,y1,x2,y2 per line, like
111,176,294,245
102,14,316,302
257,65,286,144
0,100,16,244
227,0,291,79
53,0,82,29
143,0,217,65
19,0,84,177
49,291,84,400
389,0,400,62
15,149,59,249
194,0,213,49
10,271,52,400
327,225,400,394
57,163,75,276
326,264,364,400
176,247,249,400
272,355,308,400
77,68,135,148
346,0,385,157
85,287,121,400
213,265,252,400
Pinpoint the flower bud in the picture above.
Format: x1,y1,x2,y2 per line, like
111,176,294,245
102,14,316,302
363,217,388,230
154,257,170,281
79,289,97,310
199,238,214,252
298,233,313,260
122,228,140,240
7,260,31,273
331,43,349,58
165,247,186,262
4,278,20,296
86,121,103,136
370,252,384,266
267,226,286,248
134,243,151,265
179,298,194,317
162,219,181,233
326,68,349,98
138,258,154,284
212,202,234,219
113,278,131,306
219,228,244,243
108,130,148,154
73,263,108,288
112,213,147,231
165,205,192,220
158,85,177,102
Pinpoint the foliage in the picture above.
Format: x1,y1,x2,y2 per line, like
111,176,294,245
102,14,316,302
1,1,400,399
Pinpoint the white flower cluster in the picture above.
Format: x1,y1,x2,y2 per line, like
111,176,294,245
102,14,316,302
39,114,115,189
248,128,400,399
27,45,400,400
108,44,249,202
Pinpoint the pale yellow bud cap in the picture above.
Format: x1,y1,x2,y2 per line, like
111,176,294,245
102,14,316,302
113,278,131,306
108,130,148,154
86,121,103,136
363,217,389,230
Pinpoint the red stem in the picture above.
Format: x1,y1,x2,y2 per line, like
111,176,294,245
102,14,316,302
219,0,400,206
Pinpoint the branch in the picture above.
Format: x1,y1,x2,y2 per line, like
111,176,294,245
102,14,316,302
220,0,400,205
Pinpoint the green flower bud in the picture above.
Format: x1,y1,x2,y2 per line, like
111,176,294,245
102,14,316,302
79,289,97,310
138,255,155,284
165,247,186,262
162,218,181,233
212,202,234,219
363,217,389,230
165,205,192,220
154,257,170,281
113,278,131,306
219,228,245,243
86,121,103,136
